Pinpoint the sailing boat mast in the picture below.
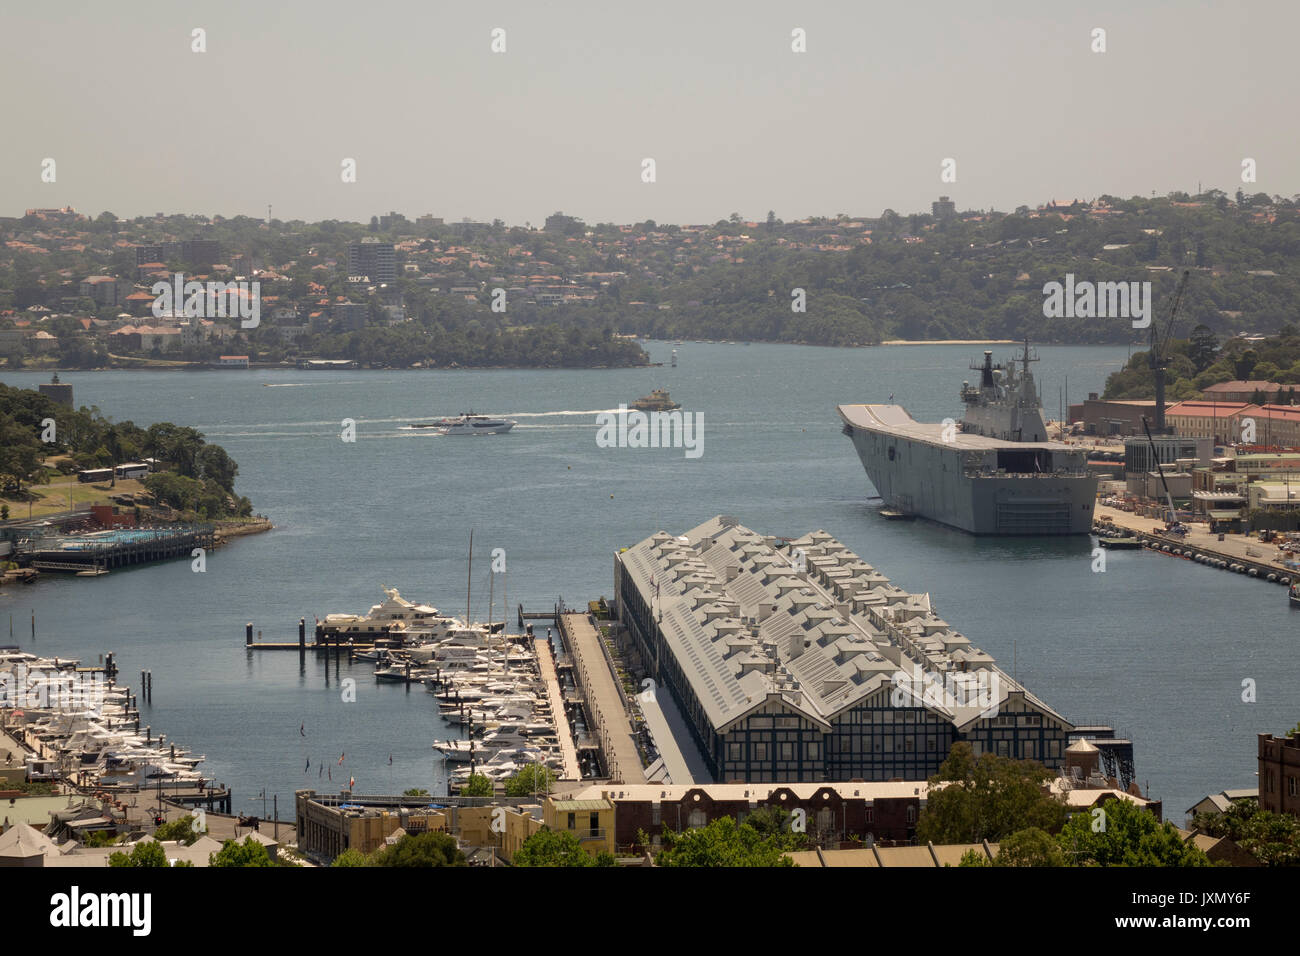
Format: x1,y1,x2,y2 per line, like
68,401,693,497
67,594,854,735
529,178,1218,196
465,530,473,624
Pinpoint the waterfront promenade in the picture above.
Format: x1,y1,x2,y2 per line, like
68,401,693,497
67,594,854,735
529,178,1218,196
1095,504,1296,579
559,613,645,784
532,636,581,780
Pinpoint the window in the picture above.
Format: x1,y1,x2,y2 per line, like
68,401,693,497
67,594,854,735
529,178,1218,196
566,812,575,830
728,743,742,762
780,742,794,761
807,742,821,761
755,742,768,761
926,736,936,752
1290,776,1298,797
905,736,914,752
905,806,916,824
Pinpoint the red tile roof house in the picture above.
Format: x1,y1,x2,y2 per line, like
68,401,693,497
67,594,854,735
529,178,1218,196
1202,380,1288,402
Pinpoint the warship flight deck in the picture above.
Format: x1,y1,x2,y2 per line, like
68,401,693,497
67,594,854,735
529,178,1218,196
838,403,1073,455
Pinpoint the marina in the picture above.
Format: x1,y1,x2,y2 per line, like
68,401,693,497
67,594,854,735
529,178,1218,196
1,649,235,819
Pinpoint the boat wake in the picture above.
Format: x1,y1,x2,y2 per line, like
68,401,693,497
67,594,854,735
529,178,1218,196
497,408,621,418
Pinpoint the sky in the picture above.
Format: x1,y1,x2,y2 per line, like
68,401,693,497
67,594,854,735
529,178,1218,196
2,0,1296,226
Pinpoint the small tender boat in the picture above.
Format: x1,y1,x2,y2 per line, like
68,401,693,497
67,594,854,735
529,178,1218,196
1289,581,1300,608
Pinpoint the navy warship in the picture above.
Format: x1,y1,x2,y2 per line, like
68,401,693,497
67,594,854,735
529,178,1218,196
837,342,1097,534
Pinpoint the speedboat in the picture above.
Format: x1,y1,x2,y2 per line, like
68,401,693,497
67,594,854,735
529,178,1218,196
437,413,516,436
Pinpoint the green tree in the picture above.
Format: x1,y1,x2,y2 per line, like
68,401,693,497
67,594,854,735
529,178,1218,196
196,443,238,492
957,848,991,867
1191,798,1300,866
459,773,493,797
513,828,613,867
372,831,466,867
109,840,169,867
1058,798,1210,867
503,764,556,797
153,815,201,845
209,836,275,867
742,804,810,849
994,827,1068,867
330,848,373,867
917,742,1067,844
655,817,794,868
1188,324,1219,372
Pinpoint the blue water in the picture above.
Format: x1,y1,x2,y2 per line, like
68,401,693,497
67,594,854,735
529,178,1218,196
2,341,1290,822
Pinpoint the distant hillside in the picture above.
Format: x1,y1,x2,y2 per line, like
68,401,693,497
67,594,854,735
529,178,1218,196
1103,327,1300,402
3,190,1298,356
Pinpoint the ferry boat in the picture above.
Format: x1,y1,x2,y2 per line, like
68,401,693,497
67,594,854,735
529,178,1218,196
631,388,681,412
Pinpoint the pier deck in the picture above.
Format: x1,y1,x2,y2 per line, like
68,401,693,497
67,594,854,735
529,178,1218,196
559,612,645,784
533,637,581,780
1095,504,1296,582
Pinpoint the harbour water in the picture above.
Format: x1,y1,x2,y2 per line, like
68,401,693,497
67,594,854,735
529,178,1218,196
2,341,1294,820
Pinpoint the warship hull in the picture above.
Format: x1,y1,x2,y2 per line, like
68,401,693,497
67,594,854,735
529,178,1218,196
838,404,1097,535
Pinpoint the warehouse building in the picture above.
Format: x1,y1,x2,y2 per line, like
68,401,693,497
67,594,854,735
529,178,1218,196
613,516,1074,783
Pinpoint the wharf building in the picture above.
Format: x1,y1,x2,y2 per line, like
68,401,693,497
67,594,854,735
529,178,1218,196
613,516,1078,784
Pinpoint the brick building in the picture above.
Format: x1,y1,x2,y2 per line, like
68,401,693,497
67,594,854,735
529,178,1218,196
562,781,926,848
1258,731,1300,818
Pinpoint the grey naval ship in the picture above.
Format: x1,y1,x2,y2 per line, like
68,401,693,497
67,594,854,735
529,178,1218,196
837,342,1097,535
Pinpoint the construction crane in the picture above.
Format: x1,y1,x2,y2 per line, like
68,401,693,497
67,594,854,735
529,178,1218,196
1141,415,1183,532
1150,269,1191,433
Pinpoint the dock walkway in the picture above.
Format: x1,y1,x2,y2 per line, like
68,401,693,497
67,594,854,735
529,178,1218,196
533,636,581,781
1095,505,1295,583
559,613,645,784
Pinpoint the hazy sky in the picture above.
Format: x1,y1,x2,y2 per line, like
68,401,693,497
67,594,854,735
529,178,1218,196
3,0,1295,225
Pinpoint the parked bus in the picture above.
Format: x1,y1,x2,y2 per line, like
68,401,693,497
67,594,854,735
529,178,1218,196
114,463,151,480
77,468,113,483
